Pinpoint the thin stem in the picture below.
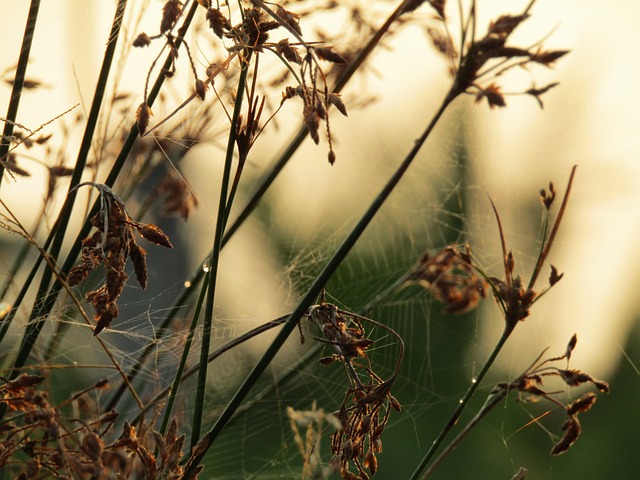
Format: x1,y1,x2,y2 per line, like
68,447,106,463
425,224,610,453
410,327,512,480
0,0,41,188
5,0,129,378
421,385,509,478
191,52,251,448
183,84,458,479
160,278,208,436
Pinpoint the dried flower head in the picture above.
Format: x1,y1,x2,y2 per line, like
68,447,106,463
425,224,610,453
491,335,609,456
407,244,488,314
68,183,172,335
306,301,404,478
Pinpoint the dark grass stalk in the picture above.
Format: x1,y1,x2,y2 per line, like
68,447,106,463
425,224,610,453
0,0,41,188
1,0,129,376
183,85,459,478
1,0,200,380
159,278,208,436
191,52,251,449
420,379,509,478
105,0,414,412
410,327,512,480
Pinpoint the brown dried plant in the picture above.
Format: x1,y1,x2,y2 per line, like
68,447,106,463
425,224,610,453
422,1,570,108
306,300,404,479
491,334,609,456
421,335,609,478
0,374,195,479
406,243,488,315
0,1,602,479
485,166,577,334
133,1,348,164
67,183,173,335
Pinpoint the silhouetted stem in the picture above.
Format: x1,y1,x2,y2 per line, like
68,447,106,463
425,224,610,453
160,278,208,436
410,326,512,480
422,383,509,478
191,52,251,448
5,0,130,379
0,0,41,188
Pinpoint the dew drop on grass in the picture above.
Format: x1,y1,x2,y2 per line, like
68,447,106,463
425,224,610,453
202,259,211,272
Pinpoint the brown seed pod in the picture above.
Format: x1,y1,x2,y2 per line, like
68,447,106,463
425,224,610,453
136,103,152,136
136,223,173,248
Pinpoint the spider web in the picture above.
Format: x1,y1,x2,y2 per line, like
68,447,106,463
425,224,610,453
1,1,638,479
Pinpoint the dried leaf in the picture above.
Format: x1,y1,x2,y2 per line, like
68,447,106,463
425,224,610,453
49,166,75,177
276,6,302,36
314,47,347,64
10,374,45,389
133,32,151,47
567,392,598,416
82,433,104,462
319,356,338,365
206,8,230,38
558,369,594,388
427,27,456,60
129,241,148,289
475,84,506,109
276,38,302,64
136,103,152,136
564,333,577,360
328,93,348,117
364,450,378,475
160,0,183,33
93,301,118,336
5,155,30,177
488,14,530,37
531,49,570,67
195,79,207,101
35,133,52,144
136,223,173,248
389,395,401,412
511,467,528,480
551,416,581,455
526,82,560,109
549,265,564,286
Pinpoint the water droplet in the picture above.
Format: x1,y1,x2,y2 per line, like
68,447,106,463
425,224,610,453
184,281,191,288
202,259,211,272
459,399,463,404
471,377,477,384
